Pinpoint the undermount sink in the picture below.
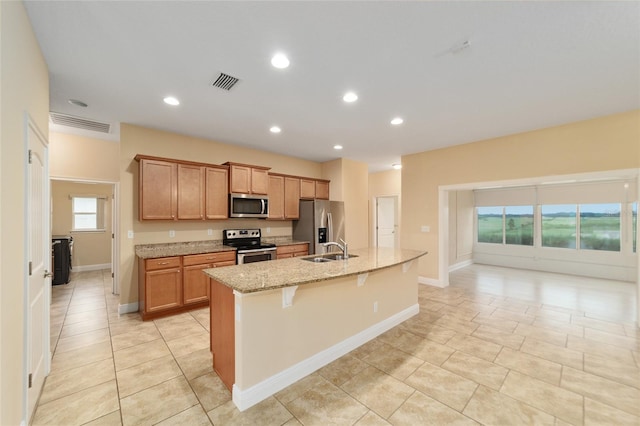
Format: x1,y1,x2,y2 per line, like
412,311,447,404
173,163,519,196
300,254,359,262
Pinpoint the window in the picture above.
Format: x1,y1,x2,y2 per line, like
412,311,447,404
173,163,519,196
541,204,576,248
477,206,503,243
505,206,534,246
72,196,105,232
579,203,620,252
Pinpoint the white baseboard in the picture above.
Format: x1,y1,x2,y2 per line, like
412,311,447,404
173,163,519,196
232,303,420,412
118,302,139,315
72,263,111,272
448,259,473,272
418,276,446,288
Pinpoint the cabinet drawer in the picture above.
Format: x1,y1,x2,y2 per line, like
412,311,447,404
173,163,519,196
145,257,181,271
183,251,236,266
276,243,309,255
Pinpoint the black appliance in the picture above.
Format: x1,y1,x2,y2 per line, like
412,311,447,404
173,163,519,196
52,235,73,285
223,229,276,264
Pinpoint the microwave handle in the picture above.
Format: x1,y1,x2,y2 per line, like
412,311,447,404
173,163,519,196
261,198,266,214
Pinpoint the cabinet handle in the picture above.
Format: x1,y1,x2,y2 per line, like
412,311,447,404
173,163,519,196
158,262,169,265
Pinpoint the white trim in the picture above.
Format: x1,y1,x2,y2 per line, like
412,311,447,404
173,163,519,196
72,263,110,272
118,302,139,315
232,303,419,412
419,276,446,288
449,259,473,272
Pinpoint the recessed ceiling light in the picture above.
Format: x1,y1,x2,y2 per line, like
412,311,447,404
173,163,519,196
342,92,358,103
334,145,343,150
68,99,88,108
390,117,404,125
271,53,290,69
392,163,402,170
163,96,180,106
270,126,281,133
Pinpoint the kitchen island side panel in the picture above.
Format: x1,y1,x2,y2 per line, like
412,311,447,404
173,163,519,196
233,261,418,390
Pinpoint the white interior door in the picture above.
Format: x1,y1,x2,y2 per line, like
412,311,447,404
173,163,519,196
376,196,398,248
26,118,50,421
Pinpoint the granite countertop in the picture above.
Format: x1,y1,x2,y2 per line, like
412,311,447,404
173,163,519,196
204,247,427,294
135,240,235,259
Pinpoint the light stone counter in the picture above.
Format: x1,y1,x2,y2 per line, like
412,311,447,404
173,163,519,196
261,236,310,246
204,247,427,293
135,240,235,259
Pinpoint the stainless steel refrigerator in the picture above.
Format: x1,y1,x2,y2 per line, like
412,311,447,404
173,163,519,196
293,200,345,255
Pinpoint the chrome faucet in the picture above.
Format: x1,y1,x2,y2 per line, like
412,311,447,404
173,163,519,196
323,238,348,258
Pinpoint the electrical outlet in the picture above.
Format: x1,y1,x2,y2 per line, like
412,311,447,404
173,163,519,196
266,227,271,233
169,230,175,238
127,230,134,239
373,301,378,313
207,229,213,236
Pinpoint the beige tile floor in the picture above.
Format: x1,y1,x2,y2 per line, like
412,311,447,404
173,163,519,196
33,265,639,425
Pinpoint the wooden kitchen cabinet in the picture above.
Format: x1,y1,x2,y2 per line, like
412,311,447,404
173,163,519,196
276,243,309,259
226,163,270,194
268,174,300,220
284,177,300,219
268,175,285,219
139,251,236,320
136,155,229,221
177,164,205,220
300,179,316,199
315,180,330,200
205,166,229,219
138,158,177,220
183,251,236,305
139,256,182,319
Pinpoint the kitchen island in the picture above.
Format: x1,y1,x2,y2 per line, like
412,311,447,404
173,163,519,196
204,247,427,411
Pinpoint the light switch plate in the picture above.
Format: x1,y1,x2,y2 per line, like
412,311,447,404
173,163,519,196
127,230,134,239
207,229,213,236
169,230,175,238
421,225,430,233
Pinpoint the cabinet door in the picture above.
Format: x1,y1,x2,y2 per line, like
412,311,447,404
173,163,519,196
139,159,177,220
251,168,269,194
205,167,228,219
315,181,330,200
177,164,205,220
300,179,316,199
284,177,300,219
145,267,182,312
183,263,211,305
229,165,251,194
268,175,284,220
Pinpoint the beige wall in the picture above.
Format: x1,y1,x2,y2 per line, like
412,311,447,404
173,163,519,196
402,110,640,281
368,170,401,247
51,181,113,268
119,124,326,305
50,132,120,182
321,158,369,250
0,2,49,423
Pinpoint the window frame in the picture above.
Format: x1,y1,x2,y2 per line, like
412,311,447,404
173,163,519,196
71,195,106,233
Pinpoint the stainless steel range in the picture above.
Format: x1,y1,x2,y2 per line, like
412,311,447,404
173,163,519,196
223,229,276,264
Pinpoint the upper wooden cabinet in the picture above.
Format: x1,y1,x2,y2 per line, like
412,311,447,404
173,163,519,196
225,163,270,195
268,174,300,220
138,158,177,220
300,179,316,199
315,180,330,200
136,155,229,221
205,167,228,220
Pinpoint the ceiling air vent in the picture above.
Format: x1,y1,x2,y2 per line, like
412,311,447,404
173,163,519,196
211,72,240,91
49,112,111,134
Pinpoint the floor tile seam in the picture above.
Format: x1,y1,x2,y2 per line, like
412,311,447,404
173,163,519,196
77,409,121,426
38,362,117,407
563,360,640,393
157,327,209,343
35,377,119,413
59,325,111,340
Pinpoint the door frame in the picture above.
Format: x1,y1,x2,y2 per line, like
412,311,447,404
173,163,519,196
49,178,120,295
23,114,50,423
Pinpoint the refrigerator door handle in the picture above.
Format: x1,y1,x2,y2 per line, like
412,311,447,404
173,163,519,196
327,212,334,242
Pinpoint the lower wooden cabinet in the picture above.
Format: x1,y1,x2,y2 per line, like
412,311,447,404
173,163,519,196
276,243,309,259
139,251,236,320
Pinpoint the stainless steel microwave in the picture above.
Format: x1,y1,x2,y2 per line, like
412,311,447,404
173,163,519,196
229,193,269,218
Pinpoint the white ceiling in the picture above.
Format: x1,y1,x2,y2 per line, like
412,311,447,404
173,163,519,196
24,1,640,172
